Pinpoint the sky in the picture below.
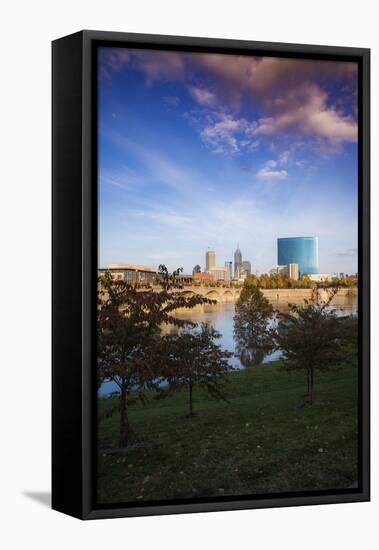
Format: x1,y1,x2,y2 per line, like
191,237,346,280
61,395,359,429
98,47,358,275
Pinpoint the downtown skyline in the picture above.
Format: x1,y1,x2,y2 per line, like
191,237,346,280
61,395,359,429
98,48,358,275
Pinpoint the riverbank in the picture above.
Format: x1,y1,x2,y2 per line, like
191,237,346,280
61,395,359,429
262,287,358,309
172,287,358,307
98,355,358,504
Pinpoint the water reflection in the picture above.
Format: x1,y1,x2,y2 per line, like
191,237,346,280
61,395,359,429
173,294,357,370
99,292,357,395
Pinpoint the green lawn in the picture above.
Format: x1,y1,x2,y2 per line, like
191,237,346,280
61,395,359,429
97,358,358,504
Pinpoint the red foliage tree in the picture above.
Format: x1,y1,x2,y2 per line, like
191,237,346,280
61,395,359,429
97,266,213,447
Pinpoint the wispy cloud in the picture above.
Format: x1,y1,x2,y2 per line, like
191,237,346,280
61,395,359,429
196,113,258,155
99,47,358,275
100,182,357,274
336,248,357,257
131,207,193,227
256,160,288,180
102,127,207,194
188,86,218,107
100,47,358,153
163,96,180,107
100,168,147,191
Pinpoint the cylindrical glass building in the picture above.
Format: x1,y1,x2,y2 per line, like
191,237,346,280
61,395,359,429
277,237,319,275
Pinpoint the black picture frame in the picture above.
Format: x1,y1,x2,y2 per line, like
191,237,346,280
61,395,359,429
52,30,370,520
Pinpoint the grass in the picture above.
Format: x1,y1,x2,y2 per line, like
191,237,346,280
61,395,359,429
97,356,358,505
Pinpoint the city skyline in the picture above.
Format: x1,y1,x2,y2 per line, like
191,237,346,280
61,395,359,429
99,48,358,275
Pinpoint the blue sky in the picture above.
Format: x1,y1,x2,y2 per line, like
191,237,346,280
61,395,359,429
98,48,358,275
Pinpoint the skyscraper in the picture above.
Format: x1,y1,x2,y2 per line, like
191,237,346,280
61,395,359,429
225,261,232,280
277,237,319,275
234,245,242,279
205,249,216,271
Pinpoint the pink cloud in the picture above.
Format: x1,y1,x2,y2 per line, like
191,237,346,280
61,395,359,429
100,48,358,147
196,54,356,98
254,83,357,142
135,51,185,83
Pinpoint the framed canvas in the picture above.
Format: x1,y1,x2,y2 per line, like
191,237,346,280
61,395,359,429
52,30,370,520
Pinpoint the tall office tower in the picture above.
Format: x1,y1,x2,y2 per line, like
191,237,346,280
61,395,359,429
225,261,233,280
242,260,251,276
277,237,319,276
234,245,242,279
205,249,216,272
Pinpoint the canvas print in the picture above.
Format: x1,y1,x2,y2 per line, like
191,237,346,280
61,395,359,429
97,47,359,506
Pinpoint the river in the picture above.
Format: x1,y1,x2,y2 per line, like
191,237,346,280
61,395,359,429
99,292,357,396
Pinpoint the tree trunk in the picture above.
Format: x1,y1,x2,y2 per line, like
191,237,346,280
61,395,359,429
119,387,130,447
189,380,194,416
307,368,310,396
309,366,314,405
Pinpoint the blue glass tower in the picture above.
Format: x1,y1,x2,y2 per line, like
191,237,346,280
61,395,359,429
277,237,319,275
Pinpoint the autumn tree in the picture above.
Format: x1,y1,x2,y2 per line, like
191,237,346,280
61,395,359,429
243,272,314,290
274,287,352,405
161,323,233,416
97,266,213,447
233,279,275,365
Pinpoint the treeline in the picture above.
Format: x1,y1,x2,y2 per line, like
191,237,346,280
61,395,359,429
231,273,357,290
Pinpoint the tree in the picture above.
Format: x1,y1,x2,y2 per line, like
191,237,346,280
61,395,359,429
298,274,312,288
233,280,274,365
274,287,352,405
97,266,213,447
161,323,233,416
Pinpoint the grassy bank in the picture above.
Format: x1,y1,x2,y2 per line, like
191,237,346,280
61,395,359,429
97,357,358,504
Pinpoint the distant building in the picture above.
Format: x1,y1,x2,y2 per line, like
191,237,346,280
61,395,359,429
234,245,242,279
288,263,299,280
176,274,194,284
277,237,318,276
193,272,214,282
205,249,216,271
192,264,201,275
209,266,229,282
242,260,251,277
225,261,233,280
99,263,157,284
275,263,299,280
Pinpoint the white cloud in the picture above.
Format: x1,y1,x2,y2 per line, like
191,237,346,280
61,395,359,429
199,113,258,155
188,86,218,107
256,160,288,180
278,150,291,165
